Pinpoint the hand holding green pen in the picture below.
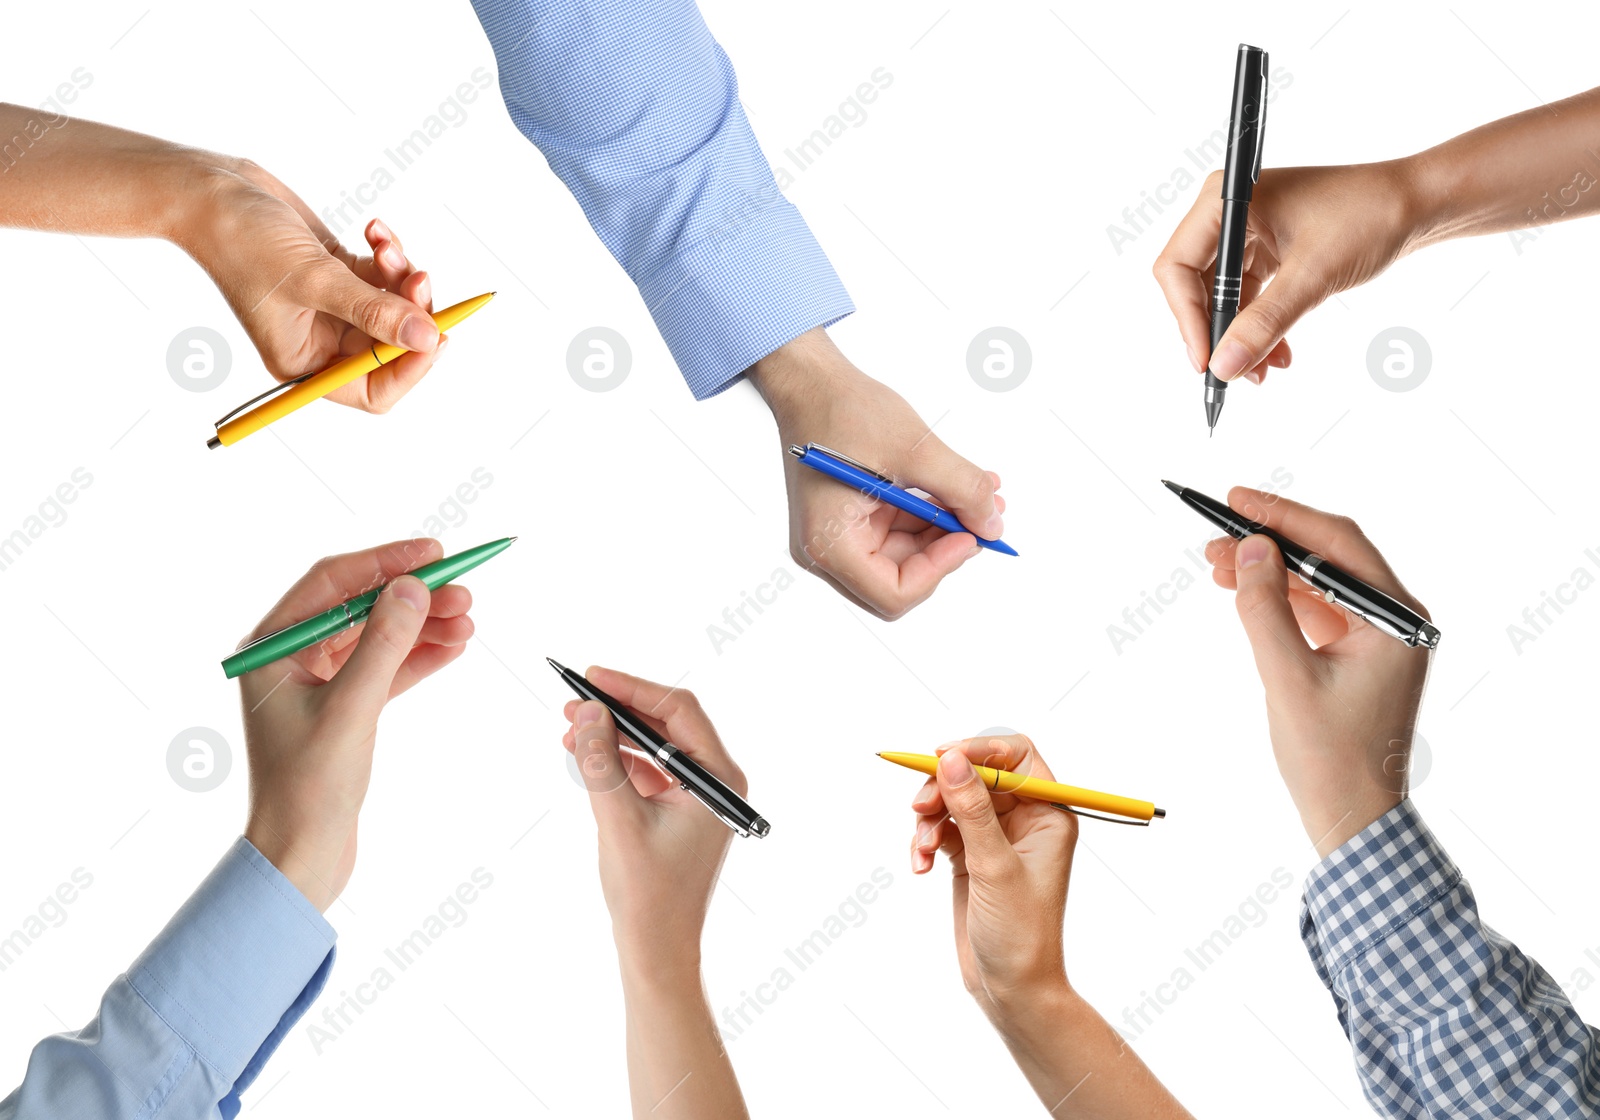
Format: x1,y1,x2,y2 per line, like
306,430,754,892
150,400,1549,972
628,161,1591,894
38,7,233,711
237,539,483,911
224,537,514,677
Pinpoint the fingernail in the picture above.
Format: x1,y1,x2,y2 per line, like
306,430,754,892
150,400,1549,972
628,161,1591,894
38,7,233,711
435,334,450,357
389,575,427,611
1237,535,1272,570
417,273,432,308
981,514,1004,539
381,243,406,271
400,315,438,352
940,750,975,786
1209,339,1251,382
370,219,391,242
1244,368,1263,386
1186,345,1202,374
575,700,605,728
916,825,935,850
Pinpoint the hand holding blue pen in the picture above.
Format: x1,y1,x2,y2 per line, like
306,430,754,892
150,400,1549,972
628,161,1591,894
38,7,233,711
788,444,1018,556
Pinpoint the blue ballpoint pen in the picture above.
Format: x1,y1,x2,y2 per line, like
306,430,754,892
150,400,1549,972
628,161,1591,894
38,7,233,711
787,443,1018,556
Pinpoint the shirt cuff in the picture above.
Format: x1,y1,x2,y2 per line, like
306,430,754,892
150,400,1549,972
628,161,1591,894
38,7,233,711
637,198,854,400
125,838,336,1111
1299,799,1461,990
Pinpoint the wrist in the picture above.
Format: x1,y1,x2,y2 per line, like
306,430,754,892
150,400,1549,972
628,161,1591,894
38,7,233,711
746,328,853,424
985,974,1076,1039
1303,792,1403,860
162,152,267,261
1392,149,1455,251
616,941,705,998
244,819,338,912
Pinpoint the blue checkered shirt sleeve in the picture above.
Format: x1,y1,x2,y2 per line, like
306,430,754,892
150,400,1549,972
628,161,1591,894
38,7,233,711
470,0,855,399
1301,799,1600,1117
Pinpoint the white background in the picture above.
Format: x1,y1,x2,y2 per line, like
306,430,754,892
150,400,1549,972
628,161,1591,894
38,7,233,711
3,2,1598,1116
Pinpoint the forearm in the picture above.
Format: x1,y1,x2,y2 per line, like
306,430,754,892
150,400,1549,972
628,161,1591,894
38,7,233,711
0,104,234,242
619,955,749,1120
990,982,1193,1120
1405,85,1600,246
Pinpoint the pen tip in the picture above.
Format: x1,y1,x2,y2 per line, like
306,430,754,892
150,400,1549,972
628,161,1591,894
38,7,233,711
545,656,562,672
1161,480,1183,495
1154,807,1167,819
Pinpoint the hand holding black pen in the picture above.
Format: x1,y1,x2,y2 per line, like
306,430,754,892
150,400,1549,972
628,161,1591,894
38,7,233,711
1196,486,1436,858
555,665,753,1120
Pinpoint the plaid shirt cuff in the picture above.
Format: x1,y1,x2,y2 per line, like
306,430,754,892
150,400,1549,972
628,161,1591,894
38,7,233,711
1299,800,1459,988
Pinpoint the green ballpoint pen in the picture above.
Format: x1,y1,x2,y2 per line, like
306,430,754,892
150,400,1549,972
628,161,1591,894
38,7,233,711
221,537,516,679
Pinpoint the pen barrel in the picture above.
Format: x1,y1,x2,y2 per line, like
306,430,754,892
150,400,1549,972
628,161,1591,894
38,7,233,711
800,451,954,530
1296,557,1432,644
983,765,1156,822
1221,46,1269,201
663,747,763,834
222,602,354,679
215,349,383,445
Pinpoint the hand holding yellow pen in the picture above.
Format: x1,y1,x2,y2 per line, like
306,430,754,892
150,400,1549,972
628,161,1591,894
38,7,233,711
878,751,1165,824
207,292,495,448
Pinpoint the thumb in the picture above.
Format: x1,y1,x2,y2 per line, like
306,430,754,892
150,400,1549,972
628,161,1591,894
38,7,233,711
936,750,1016,879
1208,262,1325,382
303,264,439,355
1232,535,1316,690
570,701,645,826
906,439,1001,540
327,576,429,717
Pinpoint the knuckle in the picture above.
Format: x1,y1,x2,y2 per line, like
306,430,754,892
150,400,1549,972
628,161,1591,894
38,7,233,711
1234,581,1280,616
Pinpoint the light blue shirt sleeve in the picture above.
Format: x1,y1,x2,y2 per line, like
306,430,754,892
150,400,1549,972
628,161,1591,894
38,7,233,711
1,838,336,1120
470,0,855,399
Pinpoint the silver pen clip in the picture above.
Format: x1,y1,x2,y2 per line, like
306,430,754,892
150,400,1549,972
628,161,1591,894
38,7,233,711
212,343,386,429
677,779,752,838
1251,51,1269,183
787,442,895,485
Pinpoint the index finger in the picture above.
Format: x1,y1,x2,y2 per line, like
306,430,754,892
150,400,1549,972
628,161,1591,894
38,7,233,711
583,665,739,776
913,733,1054,818
1226,487,1419,607
246,537,443,642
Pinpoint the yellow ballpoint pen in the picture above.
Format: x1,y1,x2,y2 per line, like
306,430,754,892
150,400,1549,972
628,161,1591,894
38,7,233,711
877,751,1165,824
206,291,496,449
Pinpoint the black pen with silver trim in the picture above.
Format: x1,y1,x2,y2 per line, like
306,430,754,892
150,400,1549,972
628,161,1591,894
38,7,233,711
1163,481,1441,648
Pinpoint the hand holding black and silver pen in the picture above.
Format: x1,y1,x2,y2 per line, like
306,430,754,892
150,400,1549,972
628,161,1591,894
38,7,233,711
547,658,771,838
1204,44,1270,437
1162,482,1441,648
